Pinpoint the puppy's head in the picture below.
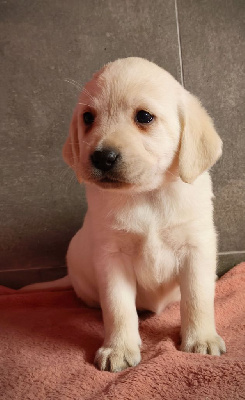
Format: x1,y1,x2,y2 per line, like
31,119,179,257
63,57,222,191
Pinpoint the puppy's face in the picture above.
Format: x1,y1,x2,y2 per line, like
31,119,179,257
63,58,222,190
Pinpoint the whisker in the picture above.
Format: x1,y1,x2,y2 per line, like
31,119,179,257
81,140,91,146
63,172,77,193
64,78,83,91
166,170,179,179
82,88,94,101
68,78,83,89
78,102,92,107
56,165,76,193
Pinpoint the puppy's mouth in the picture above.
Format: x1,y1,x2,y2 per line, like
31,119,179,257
86,169,132,189
95,176,132,189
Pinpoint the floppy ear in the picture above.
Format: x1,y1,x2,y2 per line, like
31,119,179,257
62,107,83,183
179,92,222,183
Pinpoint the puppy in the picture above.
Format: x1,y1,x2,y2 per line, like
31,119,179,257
22,57,226,372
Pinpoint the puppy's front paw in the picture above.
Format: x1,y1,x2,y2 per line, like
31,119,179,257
181,333,226,356
94,344,141,372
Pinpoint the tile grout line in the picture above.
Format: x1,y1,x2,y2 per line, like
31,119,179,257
174,0,184,87
0,252,245,274
0,265,67,273
218,251,245,256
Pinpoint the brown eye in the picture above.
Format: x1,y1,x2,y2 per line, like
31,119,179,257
136,110,154,124
83,112,94,125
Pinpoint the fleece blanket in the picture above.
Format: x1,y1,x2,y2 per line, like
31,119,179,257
0,263,245,400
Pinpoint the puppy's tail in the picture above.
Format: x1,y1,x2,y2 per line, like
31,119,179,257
19,275,72,292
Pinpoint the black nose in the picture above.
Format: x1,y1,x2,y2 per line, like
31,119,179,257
90,149,119,172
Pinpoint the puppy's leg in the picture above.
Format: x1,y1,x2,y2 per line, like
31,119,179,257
179,248,226,356
94,255,141,372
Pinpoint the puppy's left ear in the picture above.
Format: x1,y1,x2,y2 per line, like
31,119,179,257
179,91,222,183
62,106,83,183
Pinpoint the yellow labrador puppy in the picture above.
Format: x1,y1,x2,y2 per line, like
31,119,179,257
22,58,226,372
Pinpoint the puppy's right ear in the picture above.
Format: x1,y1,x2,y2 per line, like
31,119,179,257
62,107,83,183
178,92,222,183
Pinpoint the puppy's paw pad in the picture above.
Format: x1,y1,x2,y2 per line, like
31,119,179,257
181,334,226,356
94,345,141,372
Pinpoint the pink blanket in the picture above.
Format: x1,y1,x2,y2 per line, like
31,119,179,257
1,263,245,399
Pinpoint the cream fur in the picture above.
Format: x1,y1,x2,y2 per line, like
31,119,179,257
22,57,225,372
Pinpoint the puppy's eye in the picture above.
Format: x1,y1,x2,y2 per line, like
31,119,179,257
136,110,154,124
83,112,95,125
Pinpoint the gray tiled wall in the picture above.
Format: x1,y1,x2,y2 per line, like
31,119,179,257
177,0,245,274
1,0,244,288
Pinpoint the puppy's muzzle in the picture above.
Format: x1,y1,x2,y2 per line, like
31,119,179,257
91,148,120,172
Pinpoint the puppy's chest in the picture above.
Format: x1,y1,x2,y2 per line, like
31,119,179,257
136,231,178,288
114,205,184,288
